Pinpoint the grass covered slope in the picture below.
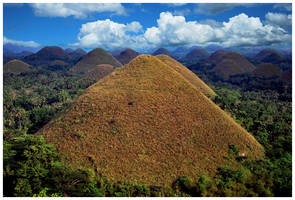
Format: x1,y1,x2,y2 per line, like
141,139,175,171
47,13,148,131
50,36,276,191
37,55,264,185
70,48,122,74
80,64,115,82
4,59,31,74
156,54,216,97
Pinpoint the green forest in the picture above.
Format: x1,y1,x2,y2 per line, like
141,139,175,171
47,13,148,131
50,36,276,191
3,66,291,197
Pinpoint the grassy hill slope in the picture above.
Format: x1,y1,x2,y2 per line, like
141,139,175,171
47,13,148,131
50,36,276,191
37,55,264,185
4,59,31,74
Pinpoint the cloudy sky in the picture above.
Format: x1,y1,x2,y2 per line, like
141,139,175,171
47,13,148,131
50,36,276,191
3,3,292,52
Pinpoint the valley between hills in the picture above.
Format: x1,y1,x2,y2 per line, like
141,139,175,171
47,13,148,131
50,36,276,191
3,45,292,197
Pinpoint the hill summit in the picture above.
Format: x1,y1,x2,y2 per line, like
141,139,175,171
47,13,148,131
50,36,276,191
70,48,122,74
37,55,264,185
4,59,31,74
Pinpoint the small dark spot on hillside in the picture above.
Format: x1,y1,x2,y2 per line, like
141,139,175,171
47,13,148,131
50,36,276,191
128,101,134,106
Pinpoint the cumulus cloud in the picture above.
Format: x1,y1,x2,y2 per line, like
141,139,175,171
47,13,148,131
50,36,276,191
30,3,126,18
273,3,292,11
71,19,147,50
194,3,255,15
173,8,191,16
71,12,291,50
4,36,41,48
265,12,292,29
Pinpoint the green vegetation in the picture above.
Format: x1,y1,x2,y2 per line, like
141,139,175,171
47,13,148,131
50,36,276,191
3,55,291,197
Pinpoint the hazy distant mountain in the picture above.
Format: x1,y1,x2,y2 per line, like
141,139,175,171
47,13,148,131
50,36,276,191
117,48,140,65
183,47,210,62
65,48,74,53
152,48,174,57
68,48,87,61
3,50,34,64
110,49,125,58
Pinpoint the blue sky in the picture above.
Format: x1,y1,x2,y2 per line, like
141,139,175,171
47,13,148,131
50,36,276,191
3,3,292,52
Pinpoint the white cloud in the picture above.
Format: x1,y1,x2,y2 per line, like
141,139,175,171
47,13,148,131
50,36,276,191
71,12,291,51
173,8,191,16
194,3,255,15
273,3,292,12
71,19,148,50
4,37,41,48
30,3,126,18
168,3,187,7
265,12,292,29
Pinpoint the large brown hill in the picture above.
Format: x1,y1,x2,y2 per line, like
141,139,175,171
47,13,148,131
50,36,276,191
37,55,263,185
252,63,282,77
156,54,216,97
209,50,255,79
117,48,140,65
152,48,174,57
4,59,31,74
23,46,72,66
70,48,122,74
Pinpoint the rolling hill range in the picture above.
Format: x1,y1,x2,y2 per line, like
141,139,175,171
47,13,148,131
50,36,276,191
23,46,72,66
69,48,122,74
252,63,282,77
117,48,140,65
47,60,70,71
280,68,292,84
156,54,216,97
80,64,116,83
208,50,255,79
4,59,32,74
37,54,264,186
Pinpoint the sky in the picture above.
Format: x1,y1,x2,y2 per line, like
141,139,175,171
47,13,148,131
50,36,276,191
3,3,292,53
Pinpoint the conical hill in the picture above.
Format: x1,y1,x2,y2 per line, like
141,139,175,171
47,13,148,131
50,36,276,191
4,59,31,74
70,48,122,74
37,55,264,185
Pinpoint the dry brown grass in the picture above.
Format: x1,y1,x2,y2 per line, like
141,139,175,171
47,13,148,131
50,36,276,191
80,64,115,82
156,54,216,98
37,55,264,186
4,59,32,74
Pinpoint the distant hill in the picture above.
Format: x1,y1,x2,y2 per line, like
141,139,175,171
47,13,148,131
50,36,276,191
156,54,216,97
4,59,31,74
183,47,210,62
69,48,122,74
280,68,292,84
253,48,291,70
117,48,140,65
23,46,72,66
65,48,74,53
111,49,124,58
80,64,115,84
208,50,255,79
37,54,263,186
4,50,33,64
252,63,282,77
69,48,87,60
152,48,174,57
